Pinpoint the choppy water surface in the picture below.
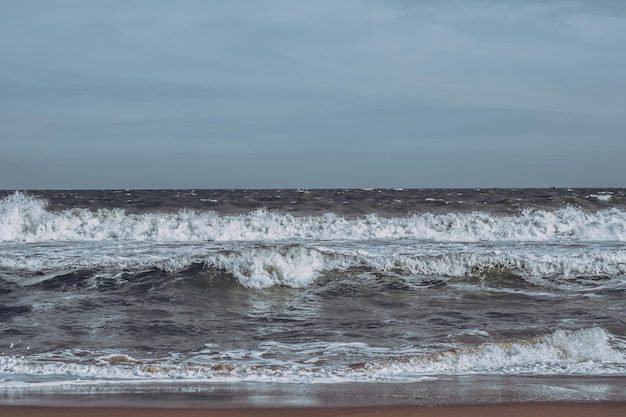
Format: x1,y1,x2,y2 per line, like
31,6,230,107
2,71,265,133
0,189,625,387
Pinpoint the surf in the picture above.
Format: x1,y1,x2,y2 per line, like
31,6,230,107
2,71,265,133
3,192,626,243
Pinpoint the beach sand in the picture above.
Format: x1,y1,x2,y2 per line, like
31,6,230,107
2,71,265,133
1,403,626,417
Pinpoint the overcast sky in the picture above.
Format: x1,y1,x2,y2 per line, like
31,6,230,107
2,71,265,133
1,0,625,188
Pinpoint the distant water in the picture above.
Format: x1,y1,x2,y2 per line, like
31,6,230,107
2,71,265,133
1,189,625,388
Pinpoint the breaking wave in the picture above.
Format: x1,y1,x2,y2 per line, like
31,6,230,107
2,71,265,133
2,242,626,289
2,192,626,243
0,328,623,385
386,327,626,375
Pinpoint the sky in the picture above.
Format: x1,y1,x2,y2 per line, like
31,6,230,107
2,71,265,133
1,0,625,188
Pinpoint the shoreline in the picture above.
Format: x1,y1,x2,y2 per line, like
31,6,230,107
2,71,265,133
2,376,626,408
1,403,626,417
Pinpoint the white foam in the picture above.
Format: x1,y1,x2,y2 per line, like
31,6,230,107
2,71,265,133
0,328,623,387
2,239,626,289
588,193,613,202
378,327,626,376
3,192,626,243
3,192,626,289
207,246,340,289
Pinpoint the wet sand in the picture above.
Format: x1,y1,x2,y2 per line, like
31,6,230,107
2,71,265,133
2,378,626,416
1,403,626,417
3,376,626,408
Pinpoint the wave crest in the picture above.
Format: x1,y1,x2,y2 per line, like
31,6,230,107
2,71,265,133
2,242,625,289
2,192,626,243
391,327,625,375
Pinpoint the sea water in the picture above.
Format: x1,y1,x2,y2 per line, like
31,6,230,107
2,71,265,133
0,189,625,396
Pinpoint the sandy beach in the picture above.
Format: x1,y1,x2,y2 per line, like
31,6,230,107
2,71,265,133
1,403,626,417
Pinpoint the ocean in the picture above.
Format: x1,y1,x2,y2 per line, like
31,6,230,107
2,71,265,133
1,188,625,405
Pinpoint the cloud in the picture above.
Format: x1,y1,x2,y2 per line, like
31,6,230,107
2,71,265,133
1,1,625,186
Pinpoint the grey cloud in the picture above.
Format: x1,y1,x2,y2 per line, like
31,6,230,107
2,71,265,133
1,0,625,187
2,150,625,189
